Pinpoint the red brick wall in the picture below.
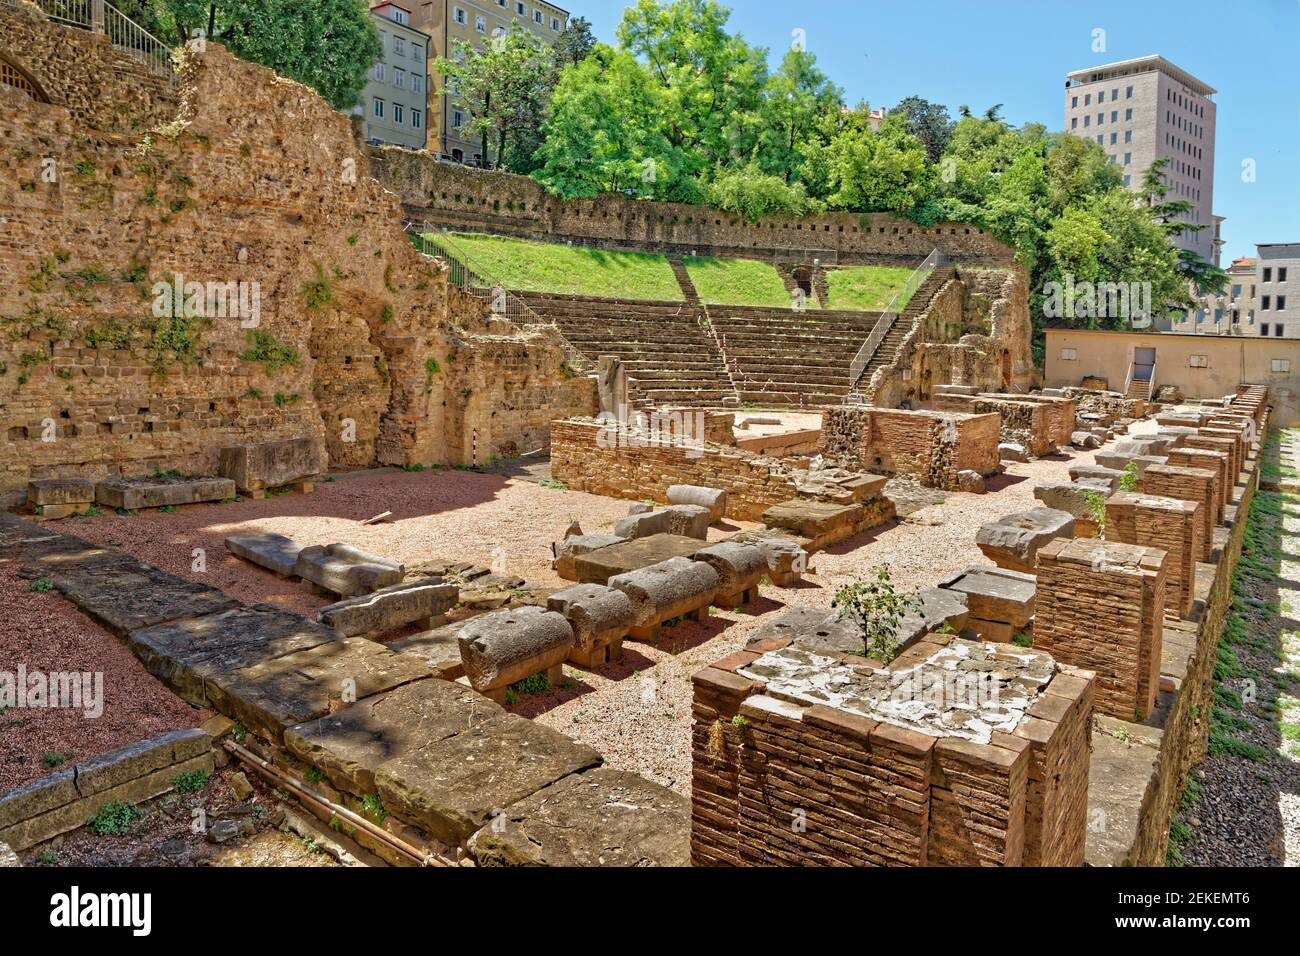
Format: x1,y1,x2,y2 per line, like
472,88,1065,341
821,406,1000,489
1105,492,1202,619
1140,465,1217,562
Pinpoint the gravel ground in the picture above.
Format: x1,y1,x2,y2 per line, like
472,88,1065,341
0,557,206,794
50,424,1148,799
1178,431,1300,867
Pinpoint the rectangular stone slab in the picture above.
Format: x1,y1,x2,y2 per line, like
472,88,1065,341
95,476,236,510
218,437,322,492
468,767,690,867
285,678,503,796
53,562,240,637
27,479,95,506
224,533,304,577
762,499,864,538
128,605,340,706
389,621,469,679
374,711,601,846
205,638,433,742
571,534,706,584
316,579,459,637
938,566,1036,627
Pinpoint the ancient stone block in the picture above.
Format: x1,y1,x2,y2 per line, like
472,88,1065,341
690,541,767,605
1093,452,1168,475
27,479,94,508
1033,481,1112,521
388,621,469,679
666,484,728,522
1139,464,1217,562
762,499,866,551
316,579,458,637
729,529,810,585
294,543,405,598
1034,537,1165,720
457,606,574,696
1067,464,1125,491
95,476,236,510
52,561,239,637
547,583,637,667
551,533,625,580
224,532,304,577
976,508,1075,574
468,768,690,867
1105,492,1201,619
745,606,863,656
570,533,706,584
218,437,323,493
607,556,719,634
937,566,1036,627
614,505,711,541
999,442,1029,462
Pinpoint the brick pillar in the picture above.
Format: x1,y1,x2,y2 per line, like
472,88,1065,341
1105,491,1202,619
1164,447,1228,524
1140,464,1216,561
1035,537,1166,721
1187,433,1240,489
689,664,759,866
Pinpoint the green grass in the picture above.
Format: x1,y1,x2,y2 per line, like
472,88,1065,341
684,256,795,308
429,233,684,301
824,265,915,311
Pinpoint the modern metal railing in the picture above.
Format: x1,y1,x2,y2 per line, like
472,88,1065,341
7,0,176,80
845,248,943,396
407,225,587,370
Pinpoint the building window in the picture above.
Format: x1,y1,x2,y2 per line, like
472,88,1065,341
412,74,422,93
1123,175,1131,187
1280,296,1288,311
411,43,422,60
394,36,405,55
516,1,524,13
1126,85,1133,98
1084,93,1091,105
372,63,385,82
452,109,464,128
373,98,384,118
393,68,405,89
1231,284,1242,297
412,109,421,129
476,14,486,31
1124,152,1131,165
1071,95,1078,108
1188,355,1209,368
1263,295,1272,310
394,104,403,124
1264,267,1273,282
1280,268,1289,282
534,9,543,23
1071,117,1078,130
455,7,467,24
1124,130,1132,143
1110,132,1117,144
390,8,409,25
1060,348,1078,361
551,16,560,30
1125,108,1132,121
1084,115,1091,127
1111,110,1117,122
1273,359,1291,373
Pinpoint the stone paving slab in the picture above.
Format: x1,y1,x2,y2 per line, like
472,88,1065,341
206,637,433,742
1086,716,1163,866
571,533,705,584
128,605,339,707
467,768,690,867
285,678,501,796
374,711,602,847
53,561,240,637
224,532,304,577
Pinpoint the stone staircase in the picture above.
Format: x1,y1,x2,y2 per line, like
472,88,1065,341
852,265,957,396
516,291,733,406
668,257,700,305
707,306,884,406
1126,376,1154,402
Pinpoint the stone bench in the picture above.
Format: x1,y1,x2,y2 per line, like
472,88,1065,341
762,499,868,553
730,529,810,586
27,478,95,519
547,583,638,668
95,476,236,511
218,437,322,496
976,508,1075,574
457,606,575,703
607,557,719,641
551,533,626,581
295,544,405,598
316,579,459,638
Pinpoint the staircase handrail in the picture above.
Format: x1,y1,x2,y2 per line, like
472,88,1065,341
845,248,943,394
10,0,176,80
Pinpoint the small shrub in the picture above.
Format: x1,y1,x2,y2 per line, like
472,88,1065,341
1083,491,1108,535
89,800,143,836
831,567,922,664
361,793,388,823
239,330,300,374
303,766,326,785
42,752,69,768
540,478,568,491
512,672,549,696
28,578,54,592
1119,460,1140,492
173,769,209,793
302,263,335,311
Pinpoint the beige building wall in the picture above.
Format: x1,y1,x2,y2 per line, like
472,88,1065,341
1045,328,1300,425
411,0,569,164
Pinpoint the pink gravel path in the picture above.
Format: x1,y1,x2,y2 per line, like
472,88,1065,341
0,560,207,794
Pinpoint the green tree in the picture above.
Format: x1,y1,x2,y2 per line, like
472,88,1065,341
552,15,597,66
165,0,380,110
891,95,954,163
704,161,823,221
808,117,935,214
755,48,842,183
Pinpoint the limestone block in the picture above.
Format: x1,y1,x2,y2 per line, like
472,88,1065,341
224,532,303,577
666,484,728,522
690,541,767,604
999,442,1029,463
27,479,95,507
1113,437,1173,456
389,621,469,679
547,583,637,666
607,557,719,629
745,606,862,656
1067,465,1125,491
551,533,625,579
976,508,1076,573
956,470,987,494
1071,431,1101,449
316,579,459,637
458,606,574,694
938,566,1036,628
1034,481,1112,520
218,437,322,493
897,587,971,645
294,544,405,598
614,505,711,541
730,529,809,584
95,476,236,510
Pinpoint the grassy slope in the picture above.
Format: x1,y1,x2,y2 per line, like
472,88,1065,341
431,232,683,300
683,256,798,309
824,265,916,311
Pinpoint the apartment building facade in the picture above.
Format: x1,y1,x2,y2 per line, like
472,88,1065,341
411,0,570,164
1064,55,1218,263
356,3,431,149
1255,244,1300,338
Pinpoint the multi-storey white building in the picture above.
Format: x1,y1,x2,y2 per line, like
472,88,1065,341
356,3,431,149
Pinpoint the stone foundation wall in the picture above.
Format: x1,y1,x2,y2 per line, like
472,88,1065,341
1105,492,1201,619
0,12,588,497
931,394,1054,456
821,406,1000,489
370,150,1015,265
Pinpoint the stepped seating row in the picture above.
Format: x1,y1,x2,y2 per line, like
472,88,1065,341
853,266,957,393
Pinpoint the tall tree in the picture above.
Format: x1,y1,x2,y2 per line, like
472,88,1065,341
756,48,842,183
552,15,597,67
891,95,954,163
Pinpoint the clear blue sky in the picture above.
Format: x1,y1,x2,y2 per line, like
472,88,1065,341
571,0,1297,263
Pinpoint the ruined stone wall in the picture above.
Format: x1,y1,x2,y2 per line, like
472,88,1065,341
931,394,1054,456
550,418,804,521
0,10,589,498
370,150,1015,265
821,406,1001,489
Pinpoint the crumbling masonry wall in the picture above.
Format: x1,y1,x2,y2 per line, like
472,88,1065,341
821,406,1000,489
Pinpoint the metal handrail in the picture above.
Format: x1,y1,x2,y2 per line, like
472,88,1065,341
9,0,176,80
846,248,942,394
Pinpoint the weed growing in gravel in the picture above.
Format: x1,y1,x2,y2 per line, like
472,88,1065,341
89,800,143,836
42,752,68,767
540,478,568,490
173,769,209,793
28,578,53,592
512,672,549,695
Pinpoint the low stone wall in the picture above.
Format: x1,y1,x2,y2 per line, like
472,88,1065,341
931,393,1055,456
821,406,1001,489
0,729,211,851
551,418,813,521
